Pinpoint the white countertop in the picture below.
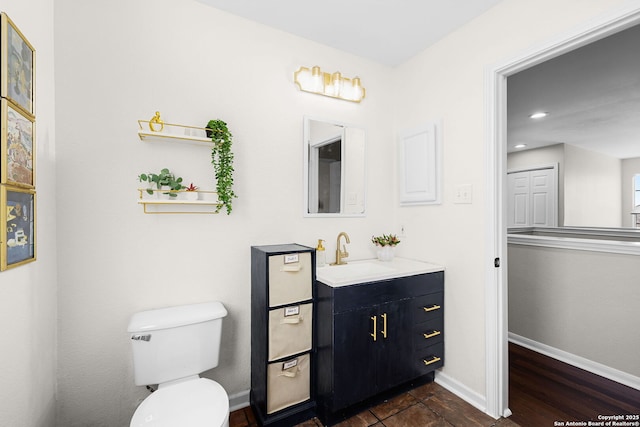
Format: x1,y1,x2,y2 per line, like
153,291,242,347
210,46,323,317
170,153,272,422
316,257,444,287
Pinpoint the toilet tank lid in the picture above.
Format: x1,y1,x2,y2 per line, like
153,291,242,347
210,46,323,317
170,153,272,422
128,301,227,333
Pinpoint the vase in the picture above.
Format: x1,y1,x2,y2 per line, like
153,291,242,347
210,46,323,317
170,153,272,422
376,246,395,262
157,185,172,199
184,191,199,201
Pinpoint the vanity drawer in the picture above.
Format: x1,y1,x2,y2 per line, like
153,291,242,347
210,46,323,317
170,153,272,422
268,252,312,307
266,353,311,414
414,317,444,350
414,292,444,323
415,342,444,375
268,303,313,361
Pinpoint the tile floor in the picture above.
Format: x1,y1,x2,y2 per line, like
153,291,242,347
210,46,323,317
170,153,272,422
230,382,520,427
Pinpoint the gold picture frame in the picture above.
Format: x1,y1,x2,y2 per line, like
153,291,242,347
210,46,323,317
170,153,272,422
1,13,35,119
1,98,35,187
1,184,36,270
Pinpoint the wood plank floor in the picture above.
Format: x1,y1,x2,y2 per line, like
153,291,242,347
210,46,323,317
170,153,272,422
231,382,517,427
509,342,640,427
232,344,638,427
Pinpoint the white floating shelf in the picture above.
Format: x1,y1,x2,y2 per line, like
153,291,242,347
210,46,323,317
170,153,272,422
137,189,222,214
137,120,214,146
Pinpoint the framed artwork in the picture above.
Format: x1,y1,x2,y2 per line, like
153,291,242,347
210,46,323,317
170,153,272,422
2,98,34,187
1,185,36,270
1,13,35,118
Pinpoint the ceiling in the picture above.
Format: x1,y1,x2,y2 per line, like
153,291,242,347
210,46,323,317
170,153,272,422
507,23,640,159
194,0,640,160
194,0,503,66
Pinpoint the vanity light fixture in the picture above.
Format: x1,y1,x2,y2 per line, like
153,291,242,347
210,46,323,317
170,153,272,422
294,65,366,103
529,111,548,119
514,144,527,149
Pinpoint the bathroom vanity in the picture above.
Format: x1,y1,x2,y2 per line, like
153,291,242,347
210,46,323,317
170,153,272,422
315,258,445,425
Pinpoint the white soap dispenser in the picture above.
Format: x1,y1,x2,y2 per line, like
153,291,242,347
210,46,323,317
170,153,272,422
316,239,326,268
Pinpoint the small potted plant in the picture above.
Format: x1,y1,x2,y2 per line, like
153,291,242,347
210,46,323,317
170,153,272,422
184,182,199,201
371,233,401,261
138,168,184,199
138,173,155,198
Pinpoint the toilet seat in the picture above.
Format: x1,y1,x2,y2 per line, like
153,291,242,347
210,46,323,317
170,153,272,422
130,378,229,427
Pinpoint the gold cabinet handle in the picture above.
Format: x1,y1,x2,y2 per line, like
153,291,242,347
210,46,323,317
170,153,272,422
423,304,441,312
381,313,387,339
423,330,441,339
423,355,442,366
370,316,377,341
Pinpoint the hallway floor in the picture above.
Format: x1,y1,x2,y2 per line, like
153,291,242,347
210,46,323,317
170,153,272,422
230,382,519,427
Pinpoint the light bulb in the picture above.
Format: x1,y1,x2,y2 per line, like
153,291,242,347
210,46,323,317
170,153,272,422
312,66,323,92
332,72,342,97
352,77,363,101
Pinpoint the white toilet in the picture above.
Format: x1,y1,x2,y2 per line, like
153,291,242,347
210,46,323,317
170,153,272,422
128,301,230,427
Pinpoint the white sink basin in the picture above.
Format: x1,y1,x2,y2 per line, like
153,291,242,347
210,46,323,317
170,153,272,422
319,262,395,280
316,258,444,287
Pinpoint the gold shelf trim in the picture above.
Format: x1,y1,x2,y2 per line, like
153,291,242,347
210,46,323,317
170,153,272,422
137,120,214,146
137,189,222,214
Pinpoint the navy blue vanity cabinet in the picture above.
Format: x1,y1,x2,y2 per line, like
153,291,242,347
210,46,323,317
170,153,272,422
413,291,445,375
316,271,444,425
331,299,413,408
251,244,316,427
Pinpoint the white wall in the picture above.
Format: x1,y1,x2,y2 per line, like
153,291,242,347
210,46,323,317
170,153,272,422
509,244,640,377
622,157,640,227
564,144,621,227
0,0,628,425
53,1,394,425
393,0,629,405
509,145,637,228
0,1,57,427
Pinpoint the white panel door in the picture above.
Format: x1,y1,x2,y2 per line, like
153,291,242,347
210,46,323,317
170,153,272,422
507,171,530,227
530,168,557,226
507,167,557,227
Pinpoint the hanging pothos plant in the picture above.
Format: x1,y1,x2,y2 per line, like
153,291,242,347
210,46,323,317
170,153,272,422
206,119,237,214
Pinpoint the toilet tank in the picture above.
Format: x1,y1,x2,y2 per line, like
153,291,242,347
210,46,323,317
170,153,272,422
128,301,227,386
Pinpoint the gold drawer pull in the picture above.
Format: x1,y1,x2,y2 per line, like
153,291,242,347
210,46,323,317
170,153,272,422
423,356,441,366
370,316,377,342
381,313,388,339
423,330,441,339
423,304,441,312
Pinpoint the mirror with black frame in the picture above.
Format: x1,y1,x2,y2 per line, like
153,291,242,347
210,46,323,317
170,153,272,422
303,117,365,217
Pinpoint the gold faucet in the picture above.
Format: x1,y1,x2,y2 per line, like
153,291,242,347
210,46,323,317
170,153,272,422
331,232,351,265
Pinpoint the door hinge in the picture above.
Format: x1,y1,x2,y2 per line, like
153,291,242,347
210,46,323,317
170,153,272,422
494,257,500,268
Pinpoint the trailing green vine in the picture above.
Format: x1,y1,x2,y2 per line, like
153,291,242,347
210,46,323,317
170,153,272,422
206,119,237,214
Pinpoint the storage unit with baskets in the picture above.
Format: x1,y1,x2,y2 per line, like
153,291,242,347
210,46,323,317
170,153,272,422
250,244,316,426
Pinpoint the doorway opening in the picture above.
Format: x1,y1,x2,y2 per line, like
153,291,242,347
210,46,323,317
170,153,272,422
485,5,640,419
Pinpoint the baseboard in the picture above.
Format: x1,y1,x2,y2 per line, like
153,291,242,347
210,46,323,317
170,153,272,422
228,389,250,412
434,371,488,415
509,333,640,391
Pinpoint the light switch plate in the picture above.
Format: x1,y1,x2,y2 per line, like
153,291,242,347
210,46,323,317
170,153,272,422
454,184,473,204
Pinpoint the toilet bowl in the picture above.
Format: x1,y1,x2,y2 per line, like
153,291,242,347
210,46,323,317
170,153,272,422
130,377,229,427
128,302,230,427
